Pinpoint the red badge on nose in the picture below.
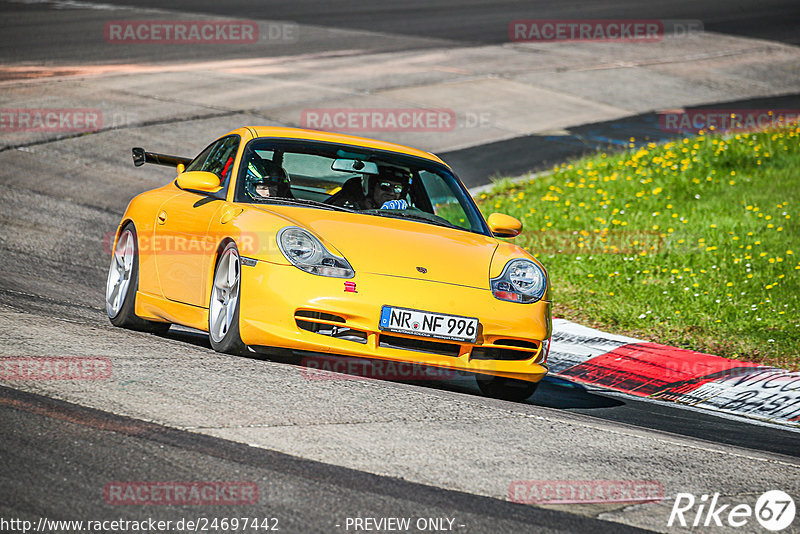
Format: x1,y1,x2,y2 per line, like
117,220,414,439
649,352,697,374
344,281,357,293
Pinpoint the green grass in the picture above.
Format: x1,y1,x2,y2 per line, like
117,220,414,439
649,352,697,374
476,125,800,370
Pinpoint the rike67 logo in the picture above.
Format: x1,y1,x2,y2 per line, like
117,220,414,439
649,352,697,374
669,490,795,531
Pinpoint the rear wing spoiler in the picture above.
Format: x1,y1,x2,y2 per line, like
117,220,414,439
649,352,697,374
132,147,192,168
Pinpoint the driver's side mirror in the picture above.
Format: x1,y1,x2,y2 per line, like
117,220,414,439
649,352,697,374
487,213,522,238
176,170,222,193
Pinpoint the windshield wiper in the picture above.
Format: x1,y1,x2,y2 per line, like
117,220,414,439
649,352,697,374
251,197,355,213
364,209,463,230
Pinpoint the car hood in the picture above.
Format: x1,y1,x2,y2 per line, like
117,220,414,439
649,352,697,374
259,205,499,289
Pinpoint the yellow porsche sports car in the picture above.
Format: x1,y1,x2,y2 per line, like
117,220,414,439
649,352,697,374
106,127,551,400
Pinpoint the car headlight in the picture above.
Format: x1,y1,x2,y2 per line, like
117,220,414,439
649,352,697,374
277,227,355,278
490,259,547,303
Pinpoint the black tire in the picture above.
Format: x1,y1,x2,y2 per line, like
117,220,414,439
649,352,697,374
106,222,171,334
476,374,540,402
208,241,247,355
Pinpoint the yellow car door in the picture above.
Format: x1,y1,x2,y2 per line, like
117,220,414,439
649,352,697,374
154,135,240,307
154,192,225,307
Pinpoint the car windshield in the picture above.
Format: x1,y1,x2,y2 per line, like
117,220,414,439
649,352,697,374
234,138,491,235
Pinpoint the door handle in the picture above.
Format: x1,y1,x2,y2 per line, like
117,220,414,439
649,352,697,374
220,208,243,224
157,211,167,225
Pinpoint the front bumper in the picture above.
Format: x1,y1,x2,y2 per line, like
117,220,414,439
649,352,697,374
238,261,551,383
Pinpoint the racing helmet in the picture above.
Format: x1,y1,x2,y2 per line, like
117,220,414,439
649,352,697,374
244,156,292,199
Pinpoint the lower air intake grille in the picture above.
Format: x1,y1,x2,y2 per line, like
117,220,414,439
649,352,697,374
379,334,461,357
295,310,345,323
471,340,539,361
295,311,367,344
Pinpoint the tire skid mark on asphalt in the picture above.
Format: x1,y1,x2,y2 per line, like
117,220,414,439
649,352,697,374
513,411,800,467
0,286,104,312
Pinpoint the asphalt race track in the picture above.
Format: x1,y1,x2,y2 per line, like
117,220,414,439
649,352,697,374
1,1,799,532
1,386,649,534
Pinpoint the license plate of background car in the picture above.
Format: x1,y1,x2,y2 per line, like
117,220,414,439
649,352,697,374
379,306,479,343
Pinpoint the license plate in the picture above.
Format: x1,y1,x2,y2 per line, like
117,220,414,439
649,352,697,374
379,306,479,343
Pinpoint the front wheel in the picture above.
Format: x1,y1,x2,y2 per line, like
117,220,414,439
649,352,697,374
105,223,170,334
476,374,539,402
209,241,247,355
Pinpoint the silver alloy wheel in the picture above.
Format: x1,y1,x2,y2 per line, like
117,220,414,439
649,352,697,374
105,229,135,318
209,246,241,343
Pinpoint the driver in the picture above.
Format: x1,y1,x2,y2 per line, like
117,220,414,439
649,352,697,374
244,156,293,200
325,165,412,209
365,166,411,209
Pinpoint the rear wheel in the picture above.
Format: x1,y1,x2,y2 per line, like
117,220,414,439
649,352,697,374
209,241,247,355
105,223,170,333
476,374,539,402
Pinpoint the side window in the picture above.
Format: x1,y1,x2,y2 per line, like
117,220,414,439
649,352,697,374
419,171,471,230
186,136,240,183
